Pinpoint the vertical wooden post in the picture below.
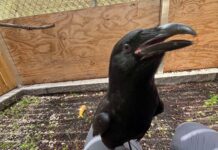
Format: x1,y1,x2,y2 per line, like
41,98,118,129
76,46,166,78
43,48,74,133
91,0,98,7
0,33,21,95
157,0,170,74
160,0,170,25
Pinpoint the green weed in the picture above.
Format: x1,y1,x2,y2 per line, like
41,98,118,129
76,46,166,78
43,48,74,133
204,94,218,107
0,96,40,118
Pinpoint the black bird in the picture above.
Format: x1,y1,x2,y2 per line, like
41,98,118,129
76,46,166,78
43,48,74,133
92,23,196,149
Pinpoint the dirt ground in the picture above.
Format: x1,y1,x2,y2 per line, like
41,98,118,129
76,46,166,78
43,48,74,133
0,81,217,150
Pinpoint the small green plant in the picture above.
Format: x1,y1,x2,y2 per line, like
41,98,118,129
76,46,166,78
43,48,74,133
204,94,218,107
208,114,218,123
62,145,69,150
0,142,14,149
71,92,80,97
20,142,37,150
0,96,40,118
20,134,40,150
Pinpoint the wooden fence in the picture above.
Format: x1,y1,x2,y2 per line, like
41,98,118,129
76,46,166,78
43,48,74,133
0,38,17,94
164,0,218,71
0,0,218,95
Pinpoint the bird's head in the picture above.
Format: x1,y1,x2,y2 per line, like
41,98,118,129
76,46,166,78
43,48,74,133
109,23,196,89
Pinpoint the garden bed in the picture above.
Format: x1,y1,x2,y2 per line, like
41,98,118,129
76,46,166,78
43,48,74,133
0,81,217,150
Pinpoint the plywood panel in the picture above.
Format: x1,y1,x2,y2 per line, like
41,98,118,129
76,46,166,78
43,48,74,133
164,0,218,72
0,0,160,85
0,50,17,95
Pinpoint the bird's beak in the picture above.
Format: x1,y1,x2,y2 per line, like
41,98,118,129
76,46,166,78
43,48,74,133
135,23,197,59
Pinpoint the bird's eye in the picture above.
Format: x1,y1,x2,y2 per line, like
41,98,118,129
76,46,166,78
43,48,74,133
123,43,131,52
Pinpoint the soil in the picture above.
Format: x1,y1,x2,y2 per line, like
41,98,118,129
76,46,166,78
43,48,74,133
0,81,217,150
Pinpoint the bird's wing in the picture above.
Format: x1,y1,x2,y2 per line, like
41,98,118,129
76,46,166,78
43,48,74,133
93,99,111,136
93,112,110,136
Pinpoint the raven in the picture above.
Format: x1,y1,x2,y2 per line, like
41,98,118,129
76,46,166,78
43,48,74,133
92,23,196,149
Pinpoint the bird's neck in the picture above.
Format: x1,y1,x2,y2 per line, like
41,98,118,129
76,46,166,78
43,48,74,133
108,76,156,101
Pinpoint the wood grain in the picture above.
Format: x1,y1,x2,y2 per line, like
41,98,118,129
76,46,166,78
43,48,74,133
164,0,218,72
0,48,17,95
0,0,160,85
